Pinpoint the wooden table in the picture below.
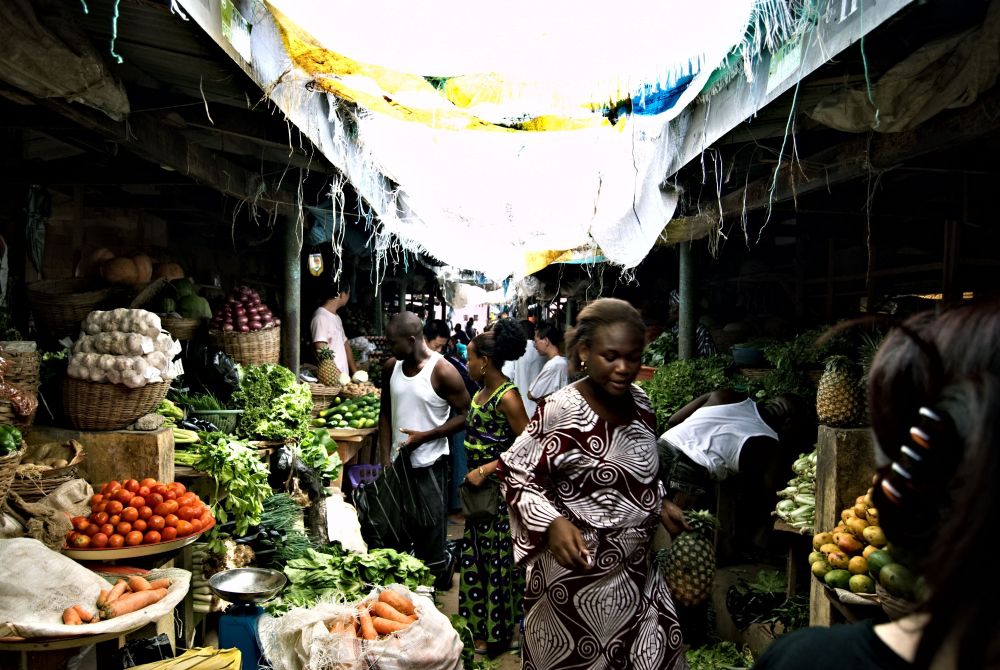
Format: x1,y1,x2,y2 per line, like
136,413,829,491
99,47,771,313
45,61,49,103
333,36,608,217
0,617,172,670
326,427,377,490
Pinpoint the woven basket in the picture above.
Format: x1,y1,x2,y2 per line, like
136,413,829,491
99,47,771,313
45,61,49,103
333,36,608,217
0,442,26,509
9,440,85,503
309,382,342,417
62,377,171,431
161,316,202,341
27,278,116,341
0,399,34,434
0,342,40,392
876,583,917,621
209,327,280,366
190,409,243,434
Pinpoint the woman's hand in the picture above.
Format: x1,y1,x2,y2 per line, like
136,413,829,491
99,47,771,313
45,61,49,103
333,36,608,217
660,500,691,537
547,517,592,571
465,466,488,487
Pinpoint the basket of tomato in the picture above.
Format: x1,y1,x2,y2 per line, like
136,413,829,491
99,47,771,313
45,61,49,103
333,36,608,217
64,478,215,558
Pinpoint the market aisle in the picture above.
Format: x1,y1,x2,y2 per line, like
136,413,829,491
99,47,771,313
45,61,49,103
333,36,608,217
441,515,522,670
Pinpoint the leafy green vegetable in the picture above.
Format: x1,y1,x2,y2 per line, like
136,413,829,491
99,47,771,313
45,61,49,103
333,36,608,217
642,330,678,367
297,429,343,488
184,392,225,411
186,433,271,537
685,641,754,670
639,356,732,431
258,493,313,566
266,545,432,615
231,364,313,443
451,615,500,669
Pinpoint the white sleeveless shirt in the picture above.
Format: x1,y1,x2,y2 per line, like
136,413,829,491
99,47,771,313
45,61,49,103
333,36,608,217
661,398,778,480
389,351,450,467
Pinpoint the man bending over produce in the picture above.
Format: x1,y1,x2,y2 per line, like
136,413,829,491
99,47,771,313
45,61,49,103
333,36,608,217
379,311,471,590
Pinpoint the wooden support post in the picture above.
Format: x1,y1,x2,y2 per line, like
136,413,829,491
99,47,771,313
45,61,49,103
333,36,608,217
678,241,694,360
283,214,302,376
810,425,876,626
825,240,836,323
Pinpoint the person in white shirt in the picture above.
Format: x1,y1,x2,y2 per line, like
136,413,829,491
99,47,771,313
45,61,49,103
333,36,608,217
528,322,568,403
502,320,545,419
309,286,356,376
378,311,471,590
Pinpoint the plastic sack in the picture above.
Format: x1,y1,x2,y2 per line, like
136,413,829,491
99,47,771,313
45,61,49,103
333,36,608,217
111,633,174,668
181,344,240,402
352,454,435,550
259,585,462,670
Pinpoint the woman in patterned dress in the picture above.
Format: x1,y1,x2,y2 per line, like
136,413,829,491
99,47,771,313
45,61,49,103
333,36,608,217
499,298,691,670
460,318,531,655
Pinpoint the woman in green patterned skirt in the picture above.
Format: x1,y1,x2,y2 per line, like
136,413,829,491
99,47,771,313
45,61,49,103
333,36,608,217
460,318,530,655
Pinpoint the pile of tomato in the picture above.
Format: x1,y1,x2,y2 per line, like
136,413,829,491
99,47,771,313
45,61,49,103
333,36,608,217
65,478,214,550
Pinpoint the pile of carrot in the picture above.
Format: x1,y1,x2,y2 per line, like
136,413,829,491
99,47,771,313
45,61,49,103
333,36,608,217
61,575,172,625
327,589,419,640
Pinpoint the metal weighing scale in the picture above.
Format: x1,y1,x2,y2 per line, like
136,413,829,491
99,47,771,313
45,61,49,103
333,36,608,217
208,567,287,670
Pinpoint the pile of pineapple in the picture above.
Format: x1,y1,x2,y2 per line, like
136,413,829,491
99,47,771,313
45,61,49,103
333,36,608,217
816,355,868,428
808,487,886,595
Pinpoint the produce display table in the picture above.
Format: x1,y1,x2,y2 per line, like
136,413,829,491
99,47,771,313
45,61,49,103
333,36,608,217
326,427,377,490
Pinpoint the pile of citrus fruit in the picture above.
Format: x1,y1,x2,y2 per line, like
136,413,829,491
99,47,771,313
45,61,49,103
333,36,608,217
65,478,214,550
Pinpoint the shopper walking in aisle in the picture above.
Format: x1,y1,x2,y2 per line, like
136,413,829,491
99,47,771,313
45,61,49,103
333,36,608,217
378,312,471,590
501,319,545,419
527,321,568,404
753,298,1000,670
499,298,690,670
458,319,531,656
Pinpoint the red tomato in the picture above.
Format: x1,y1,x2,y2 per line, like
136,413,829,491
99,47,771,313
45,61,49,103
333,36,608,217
176,506,198,521
90,494,104,507
138,506,153,520
121,507,139,523
176,493,198,507
69,534,91,548
164,490,177,501
91,533,109,548
200,510,214,526
160,526,178,541
90,511,109,526
132,518,147,532
84,524,100,537
65,531,78,543
125,531,143,546
140,478,158,488
115,522,132,535
147,492,164,506
102,480,121,495
168,482,187,495
71,516,90,532
106,500,124,516
189,518,202,534
143,530,162,544
154,500,179,517
152,484,168,496
92,502,108,515
138,486,151,498
108,534,125,548
128,496,145,509
148,515,165,531
100,523,115,536
114,488,134,504
175,520,193,537
163,514,179,528
108,515,121,526
124,479,140,493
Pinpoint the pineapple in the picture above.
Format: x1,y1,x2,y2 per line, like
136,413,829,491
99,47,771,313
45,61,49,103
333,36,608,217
316,347,342,387
816,355,866,427
660,510,719,607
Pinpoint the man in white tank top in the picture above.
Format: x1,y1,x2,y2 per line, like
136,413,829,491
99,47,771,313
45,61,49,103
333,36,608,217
378,312,471,590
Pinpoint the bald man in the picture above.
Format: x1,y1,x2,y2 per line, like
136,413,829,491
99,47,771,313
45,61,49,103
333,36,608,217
378,311,471,590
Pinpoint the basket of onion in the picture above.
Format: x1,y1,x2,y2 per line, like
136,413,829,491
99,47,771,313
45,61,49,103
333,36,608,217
208,286,281,366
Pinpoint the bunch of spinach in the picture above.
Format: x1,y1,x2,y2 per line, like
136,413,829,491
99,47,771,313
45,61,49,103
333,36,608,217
642,330,678,367
639,356,732,431
231,364,312,443
189,432,271,538
266,545,431,615
685,641,754,670
297,429,343,488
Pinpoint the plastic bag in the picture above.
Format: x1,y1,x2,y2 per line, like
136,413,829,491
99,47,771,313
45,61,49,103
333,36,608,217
181,345,240,402
352,455,435,550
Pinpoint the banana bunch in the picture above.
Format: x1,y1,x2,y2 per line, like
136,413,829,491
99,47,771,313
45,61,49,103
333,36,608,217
131,647,241,669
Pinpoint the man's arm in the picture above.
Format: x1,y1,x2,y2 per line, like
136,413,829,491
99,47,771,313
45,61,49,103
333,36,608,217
377,358,396,465
665,392,712,428
430,358,471,439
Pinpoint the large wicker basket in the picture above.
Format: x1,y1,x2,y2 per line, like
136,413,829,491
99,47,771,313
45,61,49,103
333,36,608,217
210,326,280,366
161,316,202,341
0,442,26,509
309,382,342,418
27,278,116,342
62,377,171,431
0,342,41,431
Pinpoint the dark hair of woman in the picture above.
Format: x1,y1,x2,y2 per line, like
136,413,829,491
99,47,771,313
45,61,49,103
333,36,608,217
565,298,645,375
535,321,563,348
470,318,527,368
866,298,1000,669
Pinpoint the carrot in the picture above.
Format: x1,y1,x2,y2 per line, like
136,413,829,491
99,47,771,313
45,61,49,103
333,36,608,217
102,587,167,618
147,578,171,590
377,589,416,617
96,589,110,608
371,616,411,635
329,619,346,635
106,580,129,604
62,607,82,625
73,605,94,623
127,575,152,592
370,601,416,625
357,607,377,640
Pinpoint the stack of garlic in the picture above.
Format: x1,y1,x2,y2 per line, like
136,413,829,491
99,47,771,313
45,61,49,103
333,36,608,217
67,309,183,388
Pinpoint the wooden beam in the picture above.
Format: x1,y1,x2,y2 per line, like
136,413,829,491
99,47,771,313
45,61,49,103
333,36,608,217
660,83,1000,246
4,88,299,214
